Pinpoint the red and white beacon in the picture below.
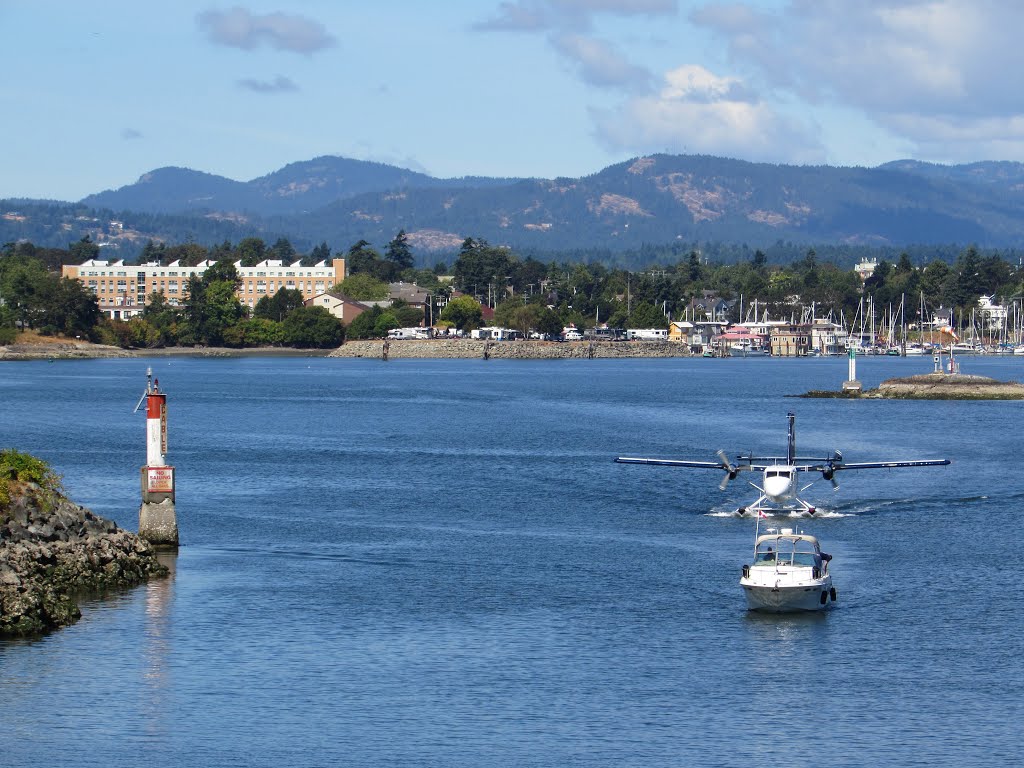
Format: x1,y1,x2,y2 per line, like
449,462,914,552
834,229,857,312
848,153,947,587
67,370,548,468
138,367,178,547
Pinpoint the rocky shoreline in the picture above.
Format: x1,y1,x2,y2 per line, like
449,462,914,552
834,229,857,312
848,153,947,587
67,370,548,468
0,342,332,361
2,339,694,360
0,342,132,360
866,373,1024,399
802,372,1024,399
1,483,167,637
330,339,693,359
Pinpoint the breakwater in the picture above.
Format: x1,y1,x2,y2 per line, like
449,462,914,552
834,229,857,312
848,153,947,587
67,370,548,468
0,342,131,360
801,372,1024,399
330,339,692,359
1,483,167,636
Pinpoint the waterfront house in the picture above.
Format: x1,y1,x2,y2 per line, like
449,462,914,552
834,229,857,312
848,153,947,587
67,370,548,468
770,324,812,356
303,291,369,323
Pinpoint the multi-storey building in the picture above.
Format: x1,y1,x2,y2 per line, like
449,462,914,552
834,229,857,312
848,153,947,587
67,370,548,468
62,258,346,319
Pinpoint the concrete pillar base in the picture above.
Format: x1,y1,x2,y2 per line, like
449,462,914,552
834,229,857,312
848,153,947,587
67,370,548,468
842,379,863,393
139,498,179,547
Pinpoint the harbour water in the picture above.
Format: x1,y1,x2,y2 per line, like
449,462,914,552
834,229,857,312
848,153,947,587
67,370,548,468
1,355,1021,767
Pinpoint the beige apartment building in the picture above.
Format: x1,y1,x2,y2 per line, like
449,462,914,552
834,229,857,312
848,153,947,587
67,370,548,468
62,258,346,319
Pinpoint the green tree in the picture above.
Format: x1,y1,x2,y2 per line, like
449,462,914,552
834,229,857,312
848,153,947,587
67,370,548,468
385,230,415,271
254,288,305,322
307,241,332,266
336,273,389,300
452,238,513,303
268,238,296,262
183,261,243,345
535,305,564,338
0,256,50,329
239,317,285,347
236,237,266,267
626,300,669,329
281,306,344,348
440,294,483,331
388,298,425,327
68,236,100,264
346,306,384,339
41,278,101,337
373,311,400,337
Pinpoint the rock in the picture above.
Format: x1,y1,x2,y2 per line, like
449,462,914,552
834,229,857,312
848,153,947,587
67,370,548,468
330,339,692,360
866,373,1024,399
1,485,168,637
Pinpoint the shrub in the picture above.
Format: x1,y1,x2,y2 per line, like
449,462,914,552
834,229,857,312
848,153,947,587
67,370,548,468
0,449,63,515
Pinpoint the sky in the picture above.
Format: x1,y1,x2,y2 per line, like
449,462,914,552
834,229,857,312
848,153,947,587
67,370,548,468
4,0,1024,201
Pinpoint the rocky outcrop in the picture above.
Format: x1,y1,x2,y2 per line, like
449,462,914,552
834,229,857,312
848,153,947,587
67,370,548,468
866,373,1024,399
0,342,131,360
1,483,167,637
330,339,692,359
802,373,1024,399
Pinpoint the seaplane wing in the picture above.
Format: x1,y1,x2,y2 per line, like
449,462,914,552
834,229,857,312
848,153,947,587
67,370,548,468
614,457,728,469
819,459,951,472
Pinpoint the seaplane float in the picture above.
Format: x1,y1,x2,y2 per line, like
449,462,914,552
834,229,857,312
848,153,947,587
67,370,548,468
615,412,950,612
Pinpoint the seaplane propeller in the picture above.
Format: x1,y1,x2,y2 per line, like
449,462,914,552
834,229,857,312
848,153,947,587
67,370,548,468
716,449,741,490
614,413,949,517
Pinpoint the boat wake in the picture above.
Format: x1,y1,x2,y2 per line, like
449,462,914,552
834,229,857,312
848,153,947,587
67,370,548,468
705,504,854,519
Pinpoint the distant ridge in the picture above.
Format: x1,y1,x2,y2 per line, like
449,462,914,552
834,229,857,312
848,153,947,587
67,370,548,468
8,153,1024,254
82,155,524,216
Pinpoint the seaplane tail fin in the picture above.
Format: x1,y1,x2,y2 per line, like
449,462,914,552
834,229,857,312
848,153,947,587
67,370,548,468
787,412,796,465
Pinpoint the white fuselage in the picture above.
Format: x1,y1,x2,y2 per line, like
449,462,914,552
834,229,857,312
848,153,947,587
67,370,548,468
762,466,797,502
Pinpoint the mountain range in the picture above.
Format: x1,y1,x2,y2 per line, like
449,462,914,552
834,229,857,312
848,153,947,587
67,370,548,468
7,154,1024,258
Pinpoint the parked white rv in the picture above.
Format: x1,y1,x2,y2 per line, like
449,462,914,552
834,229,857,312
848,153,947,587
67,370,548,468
471,326,522,340
626,328,669,341
387,327,430,340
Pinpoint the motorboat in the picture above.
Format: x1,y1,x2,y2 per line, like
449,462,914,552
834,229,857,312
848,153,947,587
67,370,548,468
740,526,836,612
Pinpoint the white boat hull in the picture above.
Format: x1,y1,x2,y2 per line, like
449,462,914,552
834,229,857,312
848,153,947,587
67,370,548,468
741,579,835,612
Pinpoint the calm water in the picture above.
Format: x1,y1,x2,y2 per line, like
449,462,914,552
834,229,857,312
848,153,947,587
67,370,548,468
1,354,1021,767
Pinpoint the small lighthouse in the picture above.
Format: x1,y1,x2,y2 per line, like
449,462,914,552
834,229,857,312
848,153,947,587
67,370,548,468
842,345,862,393
138,368,178,547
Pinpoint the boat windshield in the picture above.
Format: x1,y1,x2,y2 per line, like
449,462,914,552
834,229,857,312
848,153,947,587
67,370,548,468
754,537,821,567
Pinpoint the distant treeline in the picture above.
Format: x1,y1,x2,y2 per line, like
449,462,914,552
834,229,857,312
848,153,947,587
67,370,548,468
4,198,1024,273
3,233,1022,349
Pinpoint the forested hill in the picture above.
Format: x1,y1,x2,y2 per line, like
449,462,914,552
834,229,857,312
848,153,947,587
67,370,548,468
7,153,1024,259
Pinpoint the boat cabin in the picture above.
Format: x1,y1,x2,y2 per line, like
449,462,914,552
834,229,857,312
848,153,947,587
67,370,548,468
752,530,830,569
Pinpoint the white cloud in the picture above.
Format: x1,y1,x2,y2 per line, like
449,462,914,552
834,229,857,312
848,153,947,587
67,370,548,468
479,0,672,92
551,33,652,89
691,1,1024,160
478,0,677,31
197,7,335,54
593,64,824,163
237,75,299,94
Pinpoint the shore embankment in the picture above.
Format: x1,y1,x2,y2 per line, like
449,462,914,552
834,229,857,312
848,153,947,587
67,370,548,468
330,339,692,359
1,483,167,637
865,373,1024,399
2,338,695,361
802,372,1024,399
0,342,332,361
0,342,132,360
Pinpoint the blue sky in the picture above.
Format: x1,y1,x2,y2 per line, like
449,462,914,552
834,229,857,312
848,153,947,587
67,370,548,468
4,1,1023,201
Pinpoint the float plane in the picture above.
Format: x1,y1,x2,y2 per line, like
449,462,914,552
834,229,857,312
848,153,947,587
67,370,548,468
615,412,950,516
